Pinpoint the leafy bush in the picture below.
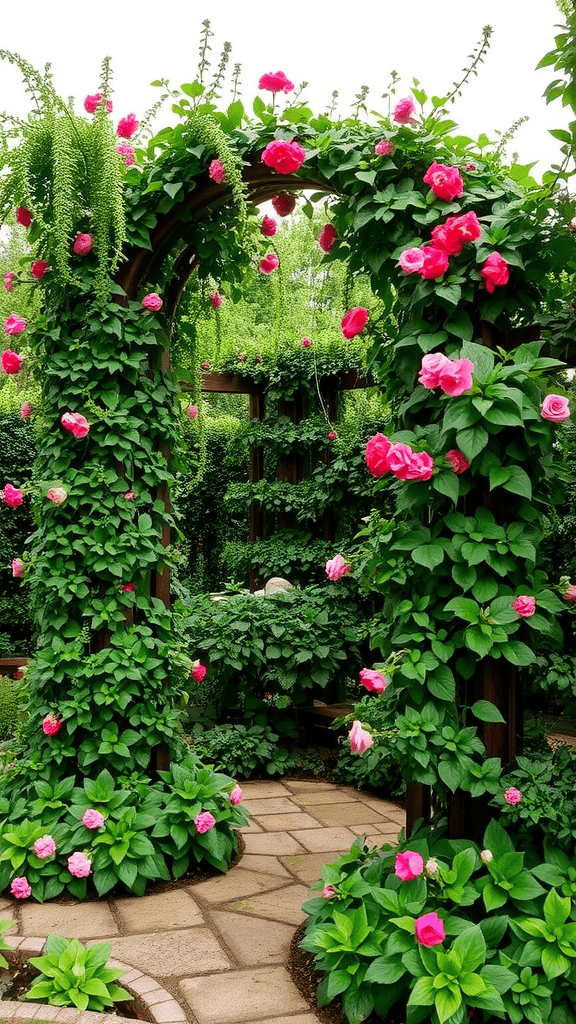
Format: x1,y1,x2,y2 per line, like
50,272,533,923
24,934,131,1011
500,746,576,853
0,674,27,739
524,651,576,717
0,415,37,654
332,694,404,799
190,722,300,778
222,529,336,588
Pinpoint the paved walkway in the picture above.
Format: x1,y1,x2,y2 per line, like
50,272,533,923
0,779,405,1024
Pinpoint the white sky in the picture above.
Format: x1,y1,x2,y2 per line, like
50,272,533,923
0,0,569,176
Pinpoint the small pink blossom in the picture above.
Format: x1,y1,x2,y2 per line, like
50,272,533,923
438,358,474,397
34,835,57,859
325,554,352,581
67,852,92,877
3,484,24,508
4,314,26,336
261,140,306,174
230,785,243,805
423,162,464,202
123,491,135,501
261,215,278,237
480,849,493,863
11,558,24,577
117,143,135,166
481,252,509,293
301,337,311,348
10,876,31,899
259,253,279,275
2,350,23,374
564,584,576,604
209,159,226,184
375,139,395,156
42,713,62,736
419,246,450,280
322,885,336,898
31,260,50,280
142,292,163,312
4,273,14,292
328,430,337,440
319,224,338,253
16,207,32,227
431,212,481,255
415,912,445,946
259,71,294,93
504,787,522,805
61,412,90,438
47,487,67,505
541,394,570,422
365,433,391,477
201,361,211,371
359,668,387,694
191,662,207,682
187,405,199,420
446,449,470,474
395,851,424,881
116,113,139,139
341,307,368,339
82,809,105,829
210,291,223,308
418,351,452,390
271,194,296,217
20,401,31,418
513,595,536,618
393,97,417,124
399,248,425,274
348,720,373,755
73,233,93,256
84,93,112,114
195,811,216,834
121,582,136,593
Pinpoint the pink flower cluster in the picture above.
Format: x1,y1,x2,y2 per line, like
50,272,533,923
84,93,112,114
68,852,92,877
117,144,135,167
42,713,62,735
34,835,57,859
261,215,278,237
142,293,163,312
418,352,474,397
271,194,296,217
259,71,294,93
209,159,226,184
47,487,67,505
230,785,243,805
423,162,464,202
116,114,139,139
11,558,24,577
375,139,395,156
513,595,535,618
4,314,26,336
393,97,417,125
2,350,23,374
365,433,434,482
11,876,31,898
541,394,570,422
504,787,521,805
400,210,482,281
3,483,24,507
61,412,90,438
359,668,387,693
82,808,105,829
73,233,93,256
325,554,351,581
31,260,49,279
259,253,279,275
415,912,445,946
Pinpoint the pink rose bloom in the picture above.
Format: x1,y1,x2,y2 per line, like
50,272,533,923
2,350,23,374
564,584,576,604
513,595,536,618
375,139,395,156
117,143,135,166
365,433,392,477
187,405,199,419
121,582,136,593
418,351,451,389
202,361,211,370
359,668,387,694
16,207,32,227
405,450,435,481
195,811,216,834
419,247,450,280
3,484,24,508
399,248,425,274
61,412,90,438
480,849,493,863
142,292,163,312
423,162,464,202
446,449,470,474
271,194,296,217
82,808,105,829
395,850,424,881
4,314,26,336
322,885,336,898
301,337,311,348
259,253,280,275
11,558,24,577
73,233,93,256
31,260,50,279
34,835,57,859
325,554,352,581
387,442,415,480
319,224,338,253
393,97,417,124
68,852,92,877
116,113,139,139
504,787,522,805
209,159,226,184
415,912,445,946
11,876,32,899
210,291,223,309
328,430,337,440
432,212,482,255
84,93,112,114
438,358,474,397
124,491,135,500
230,785,243,805
4,273,14,291
259,71,294,93
348,720,374,755
20,401,31,418
191,662,207,682
341,307,368,339
261,215,278,237
481,252,509,293
47,487,67,505
541,394,570,422
42,713,62,736
262,140,306,174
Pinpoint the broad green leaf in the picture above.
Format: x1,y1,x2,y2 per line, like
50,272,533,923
471,700,506,723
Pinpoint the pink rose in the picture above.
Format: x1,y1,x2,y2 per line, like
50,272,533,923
387,442,415,480
209,159,226,184
84,93,112,114
202,361,211,371
480,849,493,863
564,584,576,604
319,224,338,253
365,433,392,477
325,554,352,581
513,595,536,618
10,876,31,899
261,215,278,237
415,912,445,946
259,71,294,93
230,785,243,805
34,835,57,859
262,140,306,174
67,852,92,877
3,484,24,508
375,139,395,156
195,811,216,834
20,401,31,418
61,412,90,438
504,787,522,805
438,358,474,397
116,113,139,139
31,260,50,279
259,253,280,275
348,720,374,755
301,337,311,348
47,487,67,505
405,450,435,481
11,558,24,577
117,143,135,166
191,662,207,682
541,394,570,422
322,885,336,898
446,449,470,474
341,307,368,339
42,713,62,736
121,582,136,593
187,405,199,420
4,314,26,336
399,248,425,274
419,247,450,280
142,292,163,312
82,808,105,829
481,252,509,293
2,350,23,374
210,291,223,308
423,163,464,202
418,351,451,390
393,97,417,124
395,850,424,881
271,194,296,217
359,668,387,694
328,430,337,440
73,233,93,256
16,207,32,227
124,491,135,500
4,273,14,291
431,212,481,255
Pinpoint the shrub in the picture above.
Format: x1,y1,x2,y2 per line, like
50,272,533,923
0,674,28,740
499,746,576,853
332,694,404,799
24,934,131,1012
190,722,300,778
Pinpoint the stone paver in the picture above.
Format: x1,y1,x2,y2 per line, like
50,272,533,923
242,797,303,815
283,780,337,793
241,831,306,855
281,851,339,884
252,811,322,831
180,966,309,1024
237,854,291,877
189,868,290,902
109,928,231,975
210,910,295,965
289,824,358,852
226,884,310,925
19,902,118,938
310,801,388,826
239,782,291,798
113,890,204,933
294,788,360,804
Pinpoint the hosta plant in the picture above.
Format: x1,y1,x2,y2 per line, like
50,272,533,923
23,934,132,1012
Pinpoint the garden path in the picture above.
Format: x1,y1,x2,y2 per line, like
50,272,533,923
0,779,405,1024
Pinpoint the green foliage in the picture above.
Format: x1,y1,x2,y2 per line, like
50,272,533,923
0,674,28,739
500,745,576,852
190,723,300,779
332,695,404,798
24,934,131,1011
0,415,37,654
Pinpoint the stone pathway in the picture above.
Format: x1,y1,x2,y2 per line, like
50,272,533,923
0,779,405,1024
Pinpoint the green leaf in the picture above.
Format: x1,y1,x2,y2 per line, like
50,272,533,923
471,700,506,723
412,544,445,570
456,425,489,461
444,309,473,341
502,466,532,500
435,985,462,1024
542,945,570,980
443,597,481,623
408,976,436,1007
327,969,352,1000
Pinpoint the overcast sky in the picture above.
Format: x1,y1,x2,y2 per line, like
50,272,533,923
0,0,569,175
